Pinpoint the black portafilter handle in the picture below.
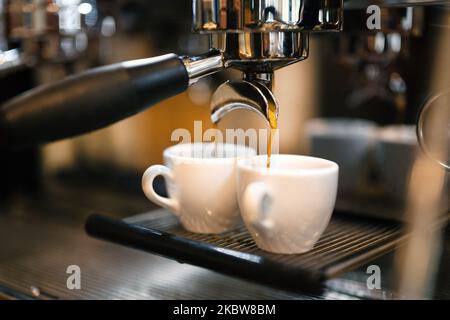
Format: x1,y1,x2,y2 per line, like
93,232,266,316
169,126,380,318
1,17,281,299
0,53,189,149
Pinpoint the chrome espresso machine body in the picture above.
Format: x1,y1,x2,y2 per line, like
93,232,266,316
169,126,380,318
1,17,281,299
1,0,448,151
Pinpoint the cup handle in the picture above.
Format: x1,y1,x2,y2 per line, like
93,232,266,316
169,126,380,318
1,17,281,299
142,165,179,215
242,182,273,235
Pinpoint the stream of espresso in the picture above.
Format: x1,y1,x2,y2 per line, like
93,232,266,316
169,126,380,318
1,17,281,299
266,104,278,168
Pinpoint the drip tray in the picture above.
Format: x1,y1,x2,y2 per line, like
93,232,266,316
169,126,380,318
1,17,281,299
85,209,406,294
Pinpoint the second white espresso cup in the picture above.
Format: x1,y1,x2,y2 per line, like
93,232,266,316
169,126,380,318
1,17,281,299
237,155,339,254
142,143,256,234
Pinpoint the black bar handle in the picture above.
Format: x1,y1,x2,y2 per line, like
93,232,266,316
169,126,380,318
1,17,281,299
0,53,189,149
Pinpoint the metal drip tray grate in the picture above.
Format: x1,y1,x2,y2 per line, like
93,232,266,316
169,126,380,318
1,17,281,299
86,209,406,293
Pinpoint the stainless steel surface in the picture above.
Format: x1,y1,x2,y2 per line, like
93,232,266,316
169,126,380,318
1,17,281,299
193,0,343,33
0,185,403,300
0,213,311,299
344,0,450,9
210,77,278,125
1,0,448,300
198,0,445,124
417,91,450,170
126,208,406,280
183,50,225,85
4,0,99,63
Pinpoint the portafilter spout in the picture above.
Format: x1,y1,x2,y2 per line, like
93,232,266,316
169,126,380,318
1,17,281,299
211,73,279,129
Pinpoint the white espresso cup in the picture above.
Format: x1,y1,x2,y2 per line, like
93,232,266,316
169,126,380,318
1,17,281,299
142,143,256,234
237,155,339,254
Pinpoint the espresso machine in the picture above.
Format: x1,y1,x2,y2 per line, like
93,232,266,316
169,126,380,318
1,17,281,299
0,0,449,300
0,1,345,148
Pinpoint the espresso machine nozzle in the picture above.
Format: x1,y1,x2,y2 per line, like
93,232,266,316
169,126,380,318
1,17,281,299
0,1,343,149
195,0,344,125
